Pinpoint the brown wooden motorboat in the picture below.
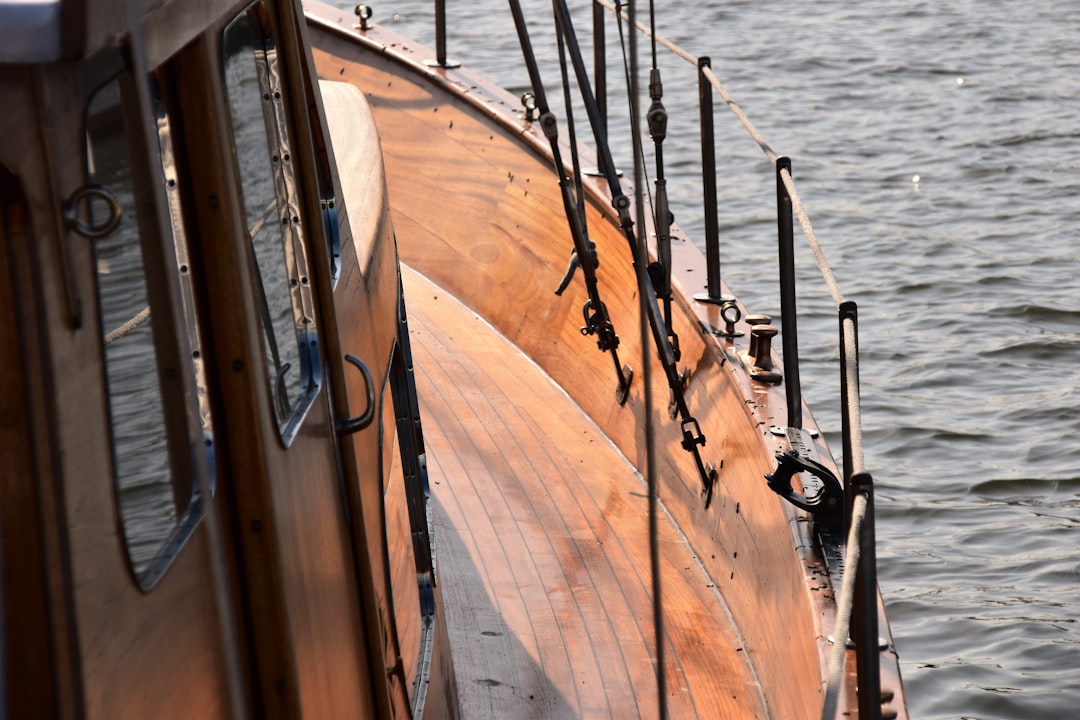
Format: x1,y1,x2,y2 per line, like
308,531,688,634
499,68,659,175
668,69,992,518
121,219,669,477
0,0,906,716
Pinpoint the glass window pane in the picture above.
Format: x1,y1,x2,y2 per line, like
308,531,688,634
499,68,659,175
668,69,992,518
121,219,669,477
88,79,176,577
88,74,213,588
223,5,317,438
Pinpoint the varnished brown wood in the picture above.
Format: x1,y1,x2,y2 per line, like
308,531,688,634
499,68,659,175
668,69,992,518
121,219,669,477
0,71,87,719
169,34,301,720
0,57,238,720
404,266,765,718
321,76,428,719
308,8,907,717
2,7,410,717
1,163,63,719
1,0,905,714
309,21,825,718
174,22,381,720
3,3,457,714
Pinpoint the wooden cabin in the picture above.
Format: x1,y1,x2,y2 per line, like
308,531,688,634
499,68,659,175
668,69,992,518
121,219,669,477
0,0,907,716
0,0,453,716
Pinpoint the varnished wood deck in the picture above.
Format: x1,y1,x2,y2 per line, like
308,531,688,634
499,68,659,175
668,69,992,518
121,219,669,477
403,267,766,719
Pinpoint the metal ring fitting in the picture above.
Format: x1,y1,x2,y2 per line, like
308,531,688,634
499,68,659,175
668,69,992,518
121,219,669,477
64,184,122,239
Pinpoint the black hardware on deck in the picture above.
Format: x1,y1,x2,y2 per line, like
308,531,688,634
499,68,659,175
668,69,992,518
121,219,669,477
775,157,803,430
693,57,729,306
425,2,895,714
425,0,459,69
507,0,632,405
546,0,717,504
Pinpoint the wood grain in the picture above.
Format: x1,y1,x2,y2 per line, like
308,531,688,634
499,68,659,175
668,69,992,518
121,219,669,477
404,266,765,719
310,23,833,717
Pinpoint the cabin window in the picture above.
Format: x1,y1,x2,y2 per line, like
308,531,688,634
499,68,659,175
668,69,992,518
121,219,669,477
87,74,213,589
223,2,321,443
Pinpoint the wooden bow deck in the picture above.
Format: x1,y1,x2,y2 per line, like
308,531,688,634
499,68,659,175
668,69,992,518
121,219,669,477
404,266,765,718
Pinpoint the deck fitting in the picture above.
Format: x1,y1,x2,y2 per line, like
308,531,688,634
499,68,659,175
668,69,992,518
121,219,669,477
742,315,782,384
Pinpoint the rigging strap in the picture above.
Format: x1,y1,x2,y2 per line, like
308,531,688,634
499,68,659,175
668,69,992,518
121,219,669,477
643,0,678,361
551,0,713,501
645,66,679,361
507,0,632,404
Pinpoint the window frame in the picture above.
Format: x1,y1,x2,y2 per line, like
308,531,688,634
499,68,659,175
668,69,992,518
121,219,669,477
86,68,215,591
222,1,324,445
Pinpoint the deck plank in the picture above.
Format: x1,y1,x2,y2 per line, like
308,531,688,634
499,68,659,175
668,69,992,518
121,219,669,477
402,267,766,719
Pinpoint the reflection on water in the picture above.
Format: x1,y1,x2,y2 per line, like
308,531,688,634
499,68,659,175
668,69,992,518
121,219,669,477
88,78,177,576
91,3,316,584
224,5,315,436
88,73,212,587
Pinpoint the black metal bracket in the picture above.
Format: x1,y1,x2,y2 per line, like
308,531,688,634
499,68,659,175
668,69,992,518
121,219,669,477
702,462,717,508
765,449,843,515
581,298,618,352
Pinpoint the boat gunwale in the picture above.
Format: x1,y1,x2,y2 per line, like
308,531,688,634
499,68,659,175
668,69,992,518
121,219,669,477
304,4,906,717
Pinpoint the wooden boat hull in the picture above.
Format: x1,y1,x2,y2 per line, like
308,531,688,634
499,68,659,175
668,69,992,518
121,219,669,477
307,4,906,718
0,0,906,713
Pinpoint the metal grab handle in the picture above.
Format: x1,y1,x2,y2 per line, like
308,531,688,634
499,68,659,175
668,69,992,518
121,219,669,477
336,354,375,435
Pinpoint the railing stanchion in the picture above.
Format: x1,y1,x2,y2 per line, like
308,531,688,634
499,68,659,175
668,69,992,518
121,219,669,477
839,301,859,517
852,472,882,720
694,57,728,305
776,157,801,428
435,0,448,64
425,0,460,68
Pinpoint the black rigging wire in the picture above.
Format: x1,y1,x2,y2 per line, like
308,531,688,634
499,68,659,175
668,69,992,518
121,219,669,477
506,0,632,399
627,0,668,716
648,0,658,70
608,2,714,503
554,23,588,230
509,1,726,710
612,2,655,222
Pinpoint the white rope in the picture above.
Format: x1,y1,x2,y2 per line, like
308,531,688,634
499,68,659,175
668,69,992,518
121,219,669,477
103,201,276,347
248,199,277,241
104,305,151,344
820,492,868,719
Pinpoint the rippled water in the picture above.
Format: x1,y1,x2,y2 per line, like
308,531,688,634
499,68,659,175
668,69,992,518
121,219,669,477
340,1,1080,716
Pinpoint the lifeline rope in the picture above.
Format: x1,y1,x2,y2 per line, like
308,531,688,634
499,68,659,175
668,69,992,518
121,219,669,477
597,0,845,306
820,492,868,719
601,5,877,717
